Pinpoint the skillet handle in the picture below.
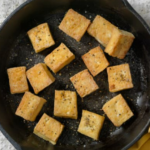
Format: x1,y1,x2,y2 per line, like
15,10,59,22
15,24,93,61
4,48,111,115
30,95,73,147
121,0,132,8
121,0,137,10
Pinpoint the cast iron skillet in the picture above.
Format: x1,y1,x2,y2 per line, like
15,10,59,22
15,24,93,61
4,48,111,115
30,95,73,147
0,0,150,149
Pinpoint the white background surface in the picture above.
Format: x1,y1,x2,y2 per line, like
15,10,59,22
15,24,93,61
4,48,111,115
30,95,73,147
0,0,150,149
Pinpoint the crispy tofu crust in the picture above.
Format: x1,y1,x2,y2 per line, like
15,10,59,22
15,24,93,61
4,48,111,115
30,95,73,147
26,63,55,94
70,69,99,97
107,63,133,92
54,90,78,119
78,110,105,140
102,94,133,127
34,113,64,145
82,46,109,76
105,28,135,59
87,15,117,47
59,9,91,41
15,91,46,121
7,66,29,94
44,43,75,73
27,23,55,53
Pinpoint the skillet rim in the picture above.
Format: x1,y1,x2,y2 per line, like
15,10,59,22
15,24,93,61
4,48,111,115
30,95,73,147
0,0,150,149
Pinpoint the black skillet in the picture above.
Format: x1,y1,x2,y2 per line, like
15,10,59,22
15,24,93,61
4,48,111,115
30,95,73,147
0,0,150,150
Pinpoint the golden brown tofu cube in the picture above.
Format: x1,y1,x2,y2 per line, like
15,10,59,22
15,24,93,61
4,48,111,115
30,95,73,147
7,67,29,94
15,91,46,121
78,110,105,140
102,94,133,127
105,28,135,59
54,90,78,119
59,9,91,41
44,43,75,73
82,46,109,76
27,23,55,53
107,63,133,92
26,63,55,94
70,69,99,98
148,127,150,133
34,113,64,145
87,15,117,47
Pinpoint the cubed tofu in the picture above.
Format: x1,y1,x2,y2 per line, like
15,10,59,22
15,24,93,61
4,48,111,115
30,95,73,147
70,69,99,98
107,63,133,92
105,28,135,59
34,113,64,145
78,110,105,140
87,15,117,47
26,63,55,94
148,127,150,133
27,23,55,53
7,66,29,94
15,91,46,121
102,94,133,127
54,90,78,119
44,43,75,73
59,9,91,41
82,46,109,76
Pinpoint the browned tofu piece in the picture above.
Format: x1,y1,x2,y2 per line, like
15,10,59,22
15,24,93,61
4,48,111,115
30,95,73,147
148,127,150,133
26,63,55,94
15,91,46,121
107,63,133,92
44,43,75,73
105,28,135,59
70,69,99,97
102,94,133,127
82,46,109,76
54,90,78,119
78,110,105,140
27,23,55,53
34,113,64,145
59,9,91,41
87,15,117,47
7,66,29,94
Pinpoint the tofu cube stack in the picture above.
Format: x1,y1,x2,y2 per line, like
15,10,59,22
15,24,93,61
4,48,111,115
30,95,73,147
54,90,78,119
107,63,133,92
102,94,133,127
70,69,99,97
82,46,109,76
26,63,55,94
78,110,105,140
34,113,64,145
44,43,75,73
27,23,55,53
7,8,136,145
87,15,134,59
7,67,29,94
15,91,46,121
59,9,91,41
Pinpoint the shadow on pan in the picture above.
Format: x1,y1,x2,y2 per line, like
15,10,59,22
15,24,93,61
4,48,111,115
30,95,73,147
0,0,150,150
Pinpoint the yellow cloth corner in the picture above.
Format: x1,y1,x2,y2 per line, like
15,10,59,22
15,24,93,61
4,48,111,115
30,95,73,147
128,133,150,150
140,139,150,150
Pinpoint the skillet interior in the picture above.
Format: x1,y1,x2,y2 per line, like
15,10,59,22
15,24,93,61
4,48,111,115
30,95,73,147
0,0,150,150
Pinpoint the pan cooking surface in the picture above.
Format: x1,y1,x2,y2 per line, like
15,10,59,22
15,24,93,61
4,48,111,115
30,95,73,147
1,2,150,150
